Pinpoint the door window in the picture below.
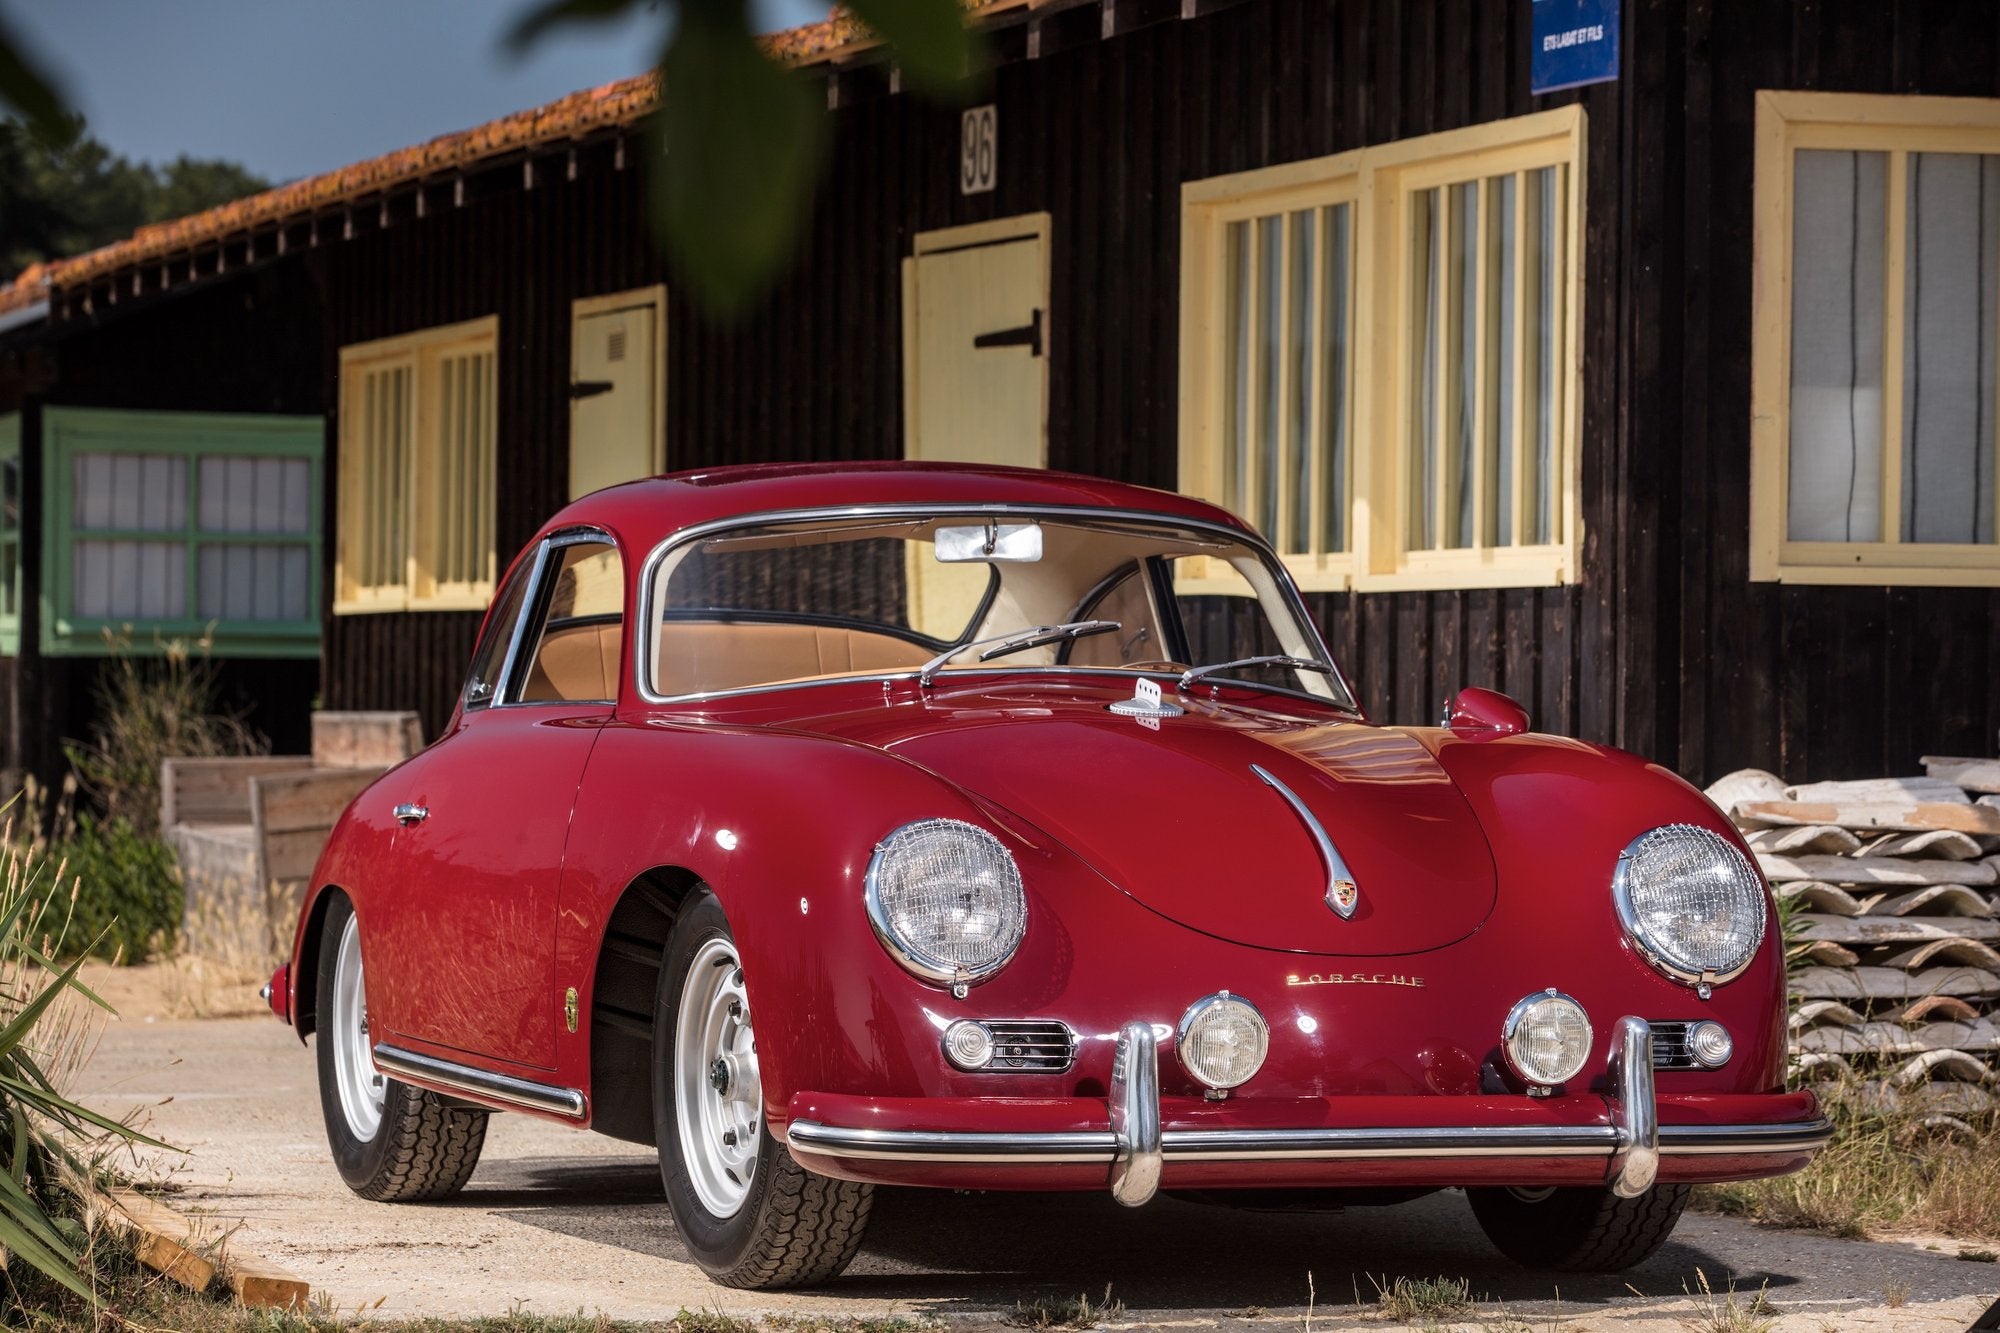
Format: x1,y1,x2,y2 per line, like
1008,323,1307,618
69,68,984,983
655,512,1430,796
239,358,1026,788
463,558,536,708
518,540,625,703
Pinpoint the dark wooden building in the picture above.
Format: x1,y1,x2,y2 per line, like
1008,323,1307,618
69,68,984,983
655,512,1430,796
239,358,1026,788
1,0,1996,788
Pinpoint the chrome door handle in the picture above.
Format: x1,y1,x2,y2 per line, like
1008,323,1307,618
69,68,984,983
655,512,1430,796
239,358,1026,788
393,802,429,825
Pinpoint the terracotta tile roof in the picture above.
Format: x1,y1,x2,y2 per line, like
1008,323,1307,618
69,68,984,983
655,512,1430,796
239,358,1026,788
0,0,1029,320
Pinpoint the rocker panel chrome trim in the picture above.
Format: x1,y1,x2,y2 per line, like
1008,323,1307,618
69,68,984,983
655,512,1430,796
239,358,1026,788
372,1043,587,1119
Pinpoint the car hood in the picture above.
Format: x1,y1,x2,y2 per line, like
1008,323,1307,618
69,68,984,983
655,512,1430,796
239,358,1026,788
790,684,1497,956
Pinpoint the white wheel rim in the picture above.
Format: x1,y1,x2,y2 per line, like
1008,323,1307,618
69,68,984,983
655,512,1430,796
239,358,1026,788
675,936,762,1218
331,914,387,1142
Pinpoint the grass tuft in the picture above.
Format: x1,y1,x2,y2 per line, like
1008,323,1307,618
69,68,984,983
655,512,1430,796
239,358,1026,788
1694,1099,2000,1242
1676,1269,1777,1333
1367,1274,1472,1322
1007,1285,1124,1330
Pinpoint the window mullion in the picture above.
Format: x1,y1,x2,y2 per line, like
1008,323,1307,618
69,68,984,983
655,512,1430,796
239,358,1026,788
1510,172,1530,549
406,352,425,607
1246,217,1267,532
1306,208,1332,561
1275,211,1297,554
1472,177,1495,551
1881,148,1908,547
1433,190,1452,551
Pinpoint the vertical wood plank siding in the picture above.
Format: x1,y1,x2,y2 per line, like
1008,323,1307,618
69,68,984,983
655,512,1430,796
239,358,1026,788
293,0,1995,775
0,268,324,778
1672,0,2000,781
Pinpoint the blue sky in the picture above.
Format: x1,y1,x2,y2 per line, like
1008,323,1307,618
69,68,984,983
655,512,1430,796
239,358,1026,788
2,0,831,184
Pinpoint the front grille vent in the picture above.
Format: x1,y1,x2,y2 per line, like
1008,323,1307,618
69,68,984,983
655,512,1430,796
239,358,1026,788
978,1019,1077,1072
1649,1021,1698,1070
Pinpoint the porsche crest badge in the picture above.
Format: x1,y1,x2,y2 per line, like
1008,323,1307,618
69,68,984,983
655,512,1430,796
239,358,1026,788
564,986,579,1033
1328,878,1360,917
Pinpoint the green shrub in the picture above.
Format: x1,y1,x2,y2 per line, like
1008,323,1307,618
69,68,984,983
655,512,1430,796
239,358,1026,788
40,814,182,963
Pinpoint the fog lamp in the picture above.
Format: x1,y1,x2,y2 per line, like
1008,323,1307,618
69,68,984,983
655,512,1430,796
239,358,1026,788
942,1020,995,1070
1502,989,1593,1088
1176,991,1269,1092
1688,1019,1733,1069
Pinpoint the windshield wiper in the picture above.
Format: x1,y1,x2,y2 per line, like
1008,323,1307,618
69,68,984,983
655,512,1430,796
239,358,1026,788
1177,655,1337,694
917,620,1121,688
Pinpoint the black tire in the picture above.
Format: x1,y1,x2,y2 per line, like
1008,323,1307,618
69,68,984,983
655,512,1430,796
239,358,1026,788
1466,1183,1690,1270
653,887,873,1288
315,895,489,1202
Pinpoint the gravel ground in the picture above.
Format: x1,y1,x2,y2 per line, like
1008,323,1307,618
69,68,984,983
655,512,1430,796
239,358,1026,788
69,980,2000,1332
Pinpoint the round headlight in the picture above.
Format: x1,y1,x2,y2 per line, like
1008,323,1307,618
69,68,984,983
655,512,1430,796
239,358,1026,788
1502,989,1593,1087
1176,992,1269,1092
1613,824,1769,988
865,818,1026,988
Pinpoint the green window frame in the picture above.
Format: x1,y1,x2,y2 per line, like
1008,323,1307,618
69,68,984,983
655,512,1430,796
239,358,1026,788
0,413,20,657
41,407,324,658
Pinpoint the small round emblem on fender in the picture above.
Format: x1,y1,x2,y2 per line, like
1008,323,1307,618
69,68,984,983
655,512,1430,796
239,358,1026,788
564,986,579,1033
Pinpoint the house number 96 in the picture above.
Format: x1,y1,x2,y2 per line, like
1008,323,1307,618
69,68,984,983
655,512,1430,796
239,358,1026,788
960,105,997,195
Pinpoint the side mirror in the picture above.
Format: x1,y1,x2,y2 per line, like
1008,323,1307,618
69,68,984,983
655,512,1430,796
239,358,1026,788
1441,686,1530,737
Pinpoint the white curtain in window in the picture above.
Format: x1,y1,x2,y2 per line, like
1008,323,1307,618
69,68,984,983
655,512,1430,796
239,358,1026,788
73,454,187,531
1903,151,1999,545
199,456,311,535
73,540,185,619
198,544,310,621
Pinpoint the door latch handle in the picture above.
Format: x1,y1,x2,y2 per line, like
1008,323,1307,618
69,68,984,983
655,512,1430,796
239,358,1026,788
972,308,1043,358
394,802,429,825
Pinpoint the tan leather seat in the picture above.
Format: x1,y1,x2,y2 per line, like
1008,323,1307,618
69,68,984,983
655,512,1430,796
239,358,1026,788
655,621,930,696
522,622,623,701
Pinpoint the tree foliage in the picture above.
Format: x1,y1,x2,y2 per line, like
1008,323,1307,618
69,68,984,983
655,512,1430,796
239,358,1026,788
1,115,270,285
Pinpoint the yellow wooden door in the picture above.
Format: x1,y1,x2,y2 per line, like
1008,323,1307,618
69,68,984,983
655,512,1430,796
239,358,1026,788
906,224,1047,469
568,292,662,500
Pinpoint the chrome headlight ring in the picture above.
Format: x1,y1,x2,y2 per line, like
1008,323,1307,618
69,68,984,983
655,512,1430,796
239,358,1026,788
1612,823,1769,993
864,817,1027,992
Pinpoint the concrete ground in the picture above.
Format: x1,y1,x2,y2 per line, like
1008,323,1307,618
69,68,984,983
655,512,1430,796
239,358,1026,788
71,971,2000,1331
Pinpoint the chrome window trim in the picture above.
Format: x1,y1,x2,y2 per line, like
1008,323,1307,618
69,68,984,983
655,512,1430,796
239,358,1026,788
373,1042,587,1119
864,817,1026,989
632,502,1355,710
1611,824,1768,990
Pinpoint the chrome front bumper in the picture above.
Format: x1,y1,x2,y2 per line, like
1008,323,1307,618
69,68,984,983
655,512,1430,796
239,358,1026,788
784,1016,1832,1206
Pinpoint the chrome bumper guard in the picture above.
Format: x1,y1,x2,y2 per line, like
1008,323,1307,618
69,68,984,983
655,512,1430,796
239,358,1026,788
784,1017,1832,1207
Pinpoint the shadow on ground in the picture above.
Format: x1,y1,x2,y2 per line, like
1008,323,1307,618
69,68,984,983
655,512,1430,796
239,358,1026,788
466,1155,1834,1316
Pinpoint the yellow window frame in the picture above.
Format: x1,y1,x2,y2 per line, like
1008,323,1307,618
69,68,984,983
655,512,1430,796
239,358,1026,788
1181,156,1362,592
1751,91,2000,586
335,316,500,614
1179,106,1586,593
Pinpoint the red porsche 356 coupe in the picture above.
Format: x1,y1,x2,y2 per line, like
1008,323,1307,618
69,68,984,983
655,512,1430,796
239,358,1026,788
267,462,1827,1288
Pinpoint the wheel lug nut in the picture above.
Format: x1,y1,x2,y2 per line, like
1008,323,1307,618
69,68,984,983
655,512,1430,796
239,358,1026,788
729,1000,742,1018
723,1130,737,1147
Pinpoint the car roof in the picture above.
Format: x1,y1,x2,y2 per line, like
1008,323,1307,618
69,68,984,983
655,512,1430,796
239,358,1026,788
536,461,1255,554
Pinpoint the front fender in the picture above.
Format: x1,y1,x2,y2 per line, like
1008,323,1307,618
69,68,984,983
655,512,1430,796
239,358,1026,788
1421,729,1788,1089
284,765,412,1038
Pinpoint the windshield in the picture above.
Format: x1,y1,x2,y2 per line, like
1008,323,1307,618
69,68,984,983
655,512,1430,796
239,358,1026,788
647,511,1350,707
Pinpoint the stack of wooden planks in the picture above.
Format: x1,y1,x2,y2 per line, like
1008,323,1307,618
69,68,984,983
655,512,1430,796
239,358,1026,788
1705,756,2000,1119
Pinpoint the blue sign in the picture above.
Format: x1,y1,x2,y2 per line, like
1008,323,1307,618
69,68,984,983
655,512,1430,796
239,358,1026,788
1532,0,1620,95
